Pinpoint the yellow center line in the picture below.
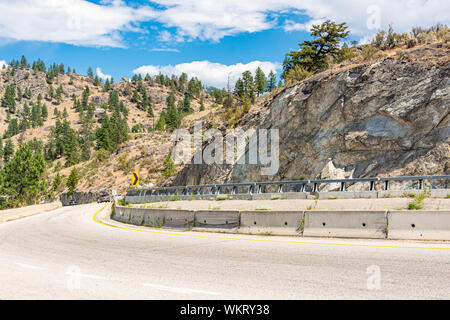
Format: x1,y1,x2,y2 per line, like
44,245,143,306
92,205,450,251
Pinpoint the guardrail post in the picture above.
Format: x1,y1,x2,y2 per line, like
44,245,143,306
217,187,221,195
340,182,346,192
210,187,215,195
278,184,284,193
313,183,318,193
300,184,305,192
249,185,254,195
370,181,376,191
418,179,424,190
199,187,203,195
232,186,237,195
384,180,390,191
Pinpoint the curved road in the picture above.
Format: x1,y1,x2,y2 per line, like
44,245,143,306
0,203,449,299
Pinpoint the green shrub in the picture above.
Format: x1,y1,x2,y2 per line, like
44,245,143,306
408,200,424,210
360,45,385,61
407,191,429,210
118,198,129,206
216,195,228,201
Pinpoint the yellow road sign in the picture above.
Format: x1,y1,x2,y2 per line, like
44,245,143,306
132,172,139,186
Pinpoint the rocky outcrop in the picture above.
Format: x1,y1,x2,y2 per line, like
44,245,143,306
60,191,107,206
173,44,449,190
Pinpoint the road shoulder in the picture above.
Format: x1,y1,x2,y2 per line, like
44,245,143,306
0,201,62,224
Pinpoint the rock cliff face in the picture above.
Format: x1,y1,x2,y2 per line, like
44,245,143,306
173,44,449,190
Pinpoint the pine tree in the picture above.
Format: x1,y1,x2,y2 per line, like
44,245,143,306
95,115,112,150
234,78,244,97
48,85,54,99
66,168,80,196
254,67,266,96
108,90,119,109
3,138,14,163
155,112,166,131
41,104,48,120
52,172,63,192
182,93,192,113
55,85,63,104
1,142,47,206
165,92,180,131
282,20,349,77
131,89,140,103
242,71,255,103
20,55,29,68
161,154,176,177
2,84,16,113
266,71,277,92
87,67,94,78
81,86,89,108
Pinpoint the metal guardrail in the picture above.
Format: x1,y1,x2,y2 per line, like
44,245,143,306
126,175,450,197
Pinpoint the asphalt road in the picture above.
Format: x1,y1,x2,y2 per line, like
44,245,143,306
0,203,449,299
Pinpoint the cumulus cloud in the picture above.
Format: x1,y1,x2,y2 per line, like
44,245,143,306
133,60,282,89
0,0,447,46
96,67,112,81
0,0,156,47
150,0,450,41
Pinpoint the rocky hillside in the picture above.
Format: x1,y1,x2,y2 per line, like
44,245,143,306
1,42,448,198
173,43,449,190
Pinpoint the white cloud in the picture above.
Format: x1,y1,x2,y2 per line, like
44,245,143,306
0,0,156,47
0,60,7,69
0,0,448,46
96,67,112,81
150,48,180,52
150,0,449,42
133,60,282,89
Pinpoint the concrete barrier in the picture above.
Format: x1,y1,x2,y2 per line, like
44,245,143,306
252,193,307,200
303,211,387,239
387,211,450,240
129,208,146,226
142,210,165,228
112,206,131,223
111,206,450,241
239,211,304,236
315,191,378,199
163,209,195,229
194,210,240,232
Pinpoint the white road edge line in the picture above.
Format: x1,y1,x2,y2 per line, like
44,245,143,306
142,283,220,296
16,262,47,270
65,271,110,281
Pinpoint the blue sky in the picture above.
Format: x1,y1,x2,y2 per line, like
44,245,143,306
0,0,448,88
